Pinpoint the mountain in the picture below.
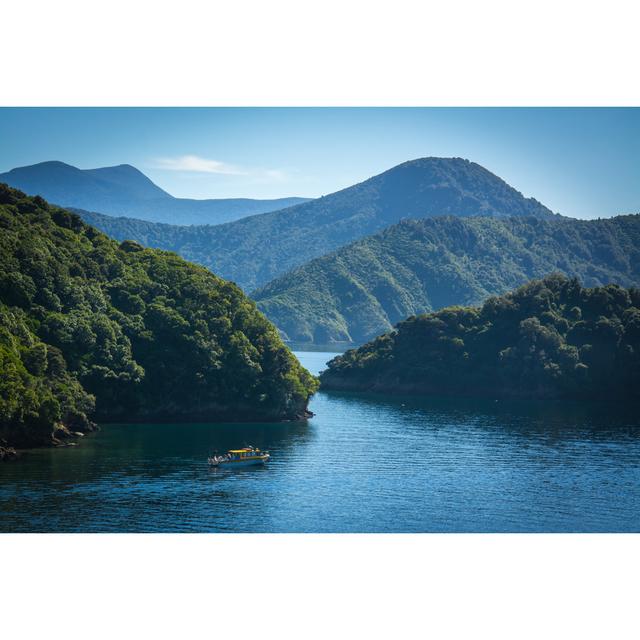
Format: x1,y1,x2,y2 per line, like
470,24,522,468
253,214,640,344
0,185,317,453
320,275,640,400
0,161,310,225
72,157,557,291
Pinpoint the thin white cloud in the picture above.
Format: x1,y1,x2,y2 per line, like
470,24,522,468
151,155,289,182
153,155,246,175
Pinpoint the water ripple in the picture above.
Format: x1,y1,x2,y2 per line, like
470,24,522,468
1,352,639,532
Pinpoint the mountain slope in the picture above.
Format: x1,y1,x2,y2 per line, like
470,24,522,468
0,185,317,452
253,214,640,344
1,160,171,205
320,275,640,400
74,157,556,291
0,161,310,225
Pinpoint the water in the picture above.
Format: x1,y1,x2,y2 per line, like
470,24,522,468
1,351,639,532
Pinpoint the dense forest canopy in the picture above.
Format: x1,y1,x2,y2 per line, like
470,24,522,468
78,157,555,291
320,275,640,400
0,184,317,450
254,214,640,344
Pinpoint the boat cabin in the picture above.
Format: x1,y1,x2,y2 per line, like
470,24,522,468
228,448,261,460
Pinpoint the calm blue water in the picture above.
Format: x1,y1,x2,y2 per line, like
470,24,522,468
1,351,639,532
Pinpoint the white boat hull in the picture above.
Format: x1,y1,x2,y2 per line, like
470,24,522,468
209,455,270,468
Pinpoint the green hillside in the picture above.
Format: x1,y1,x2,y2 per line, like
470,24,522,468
78,157,555,291
0,185,317,452
254,214,640,344
320,275,640,400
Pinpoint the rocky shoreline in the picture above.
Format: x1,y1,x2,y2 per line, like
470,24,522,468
0,406,315,461
0,421,99,462
0,443,19,461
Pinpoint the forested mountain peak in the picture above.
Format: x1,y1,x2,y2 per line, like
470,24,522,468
345,156,554,221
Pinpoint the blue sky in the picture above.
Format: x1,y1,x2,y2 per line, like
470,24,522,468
0,107,638,219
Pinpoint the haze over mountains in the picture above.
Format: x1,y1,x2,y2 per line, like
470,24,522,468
5,154,633,349
0,161,310,225
254,214,640,343
73,157,558,291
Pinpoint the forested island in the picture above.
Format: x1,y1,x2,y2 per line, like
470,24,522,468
320,275,640,400
0,185,318,457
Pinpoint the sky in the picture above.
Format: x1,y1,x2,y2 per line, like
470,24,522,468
0,107,638,219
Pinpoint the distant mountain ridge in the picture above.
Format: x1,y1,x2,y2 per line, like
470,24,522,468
70,157,558,291
0,161,311,225
253,214,640,344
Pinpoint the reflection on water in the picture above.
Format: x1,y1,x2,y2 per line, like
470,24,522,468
1,352,639,532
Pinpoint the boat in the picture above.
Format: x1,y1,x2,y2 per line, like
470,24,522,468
208,446,270,468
